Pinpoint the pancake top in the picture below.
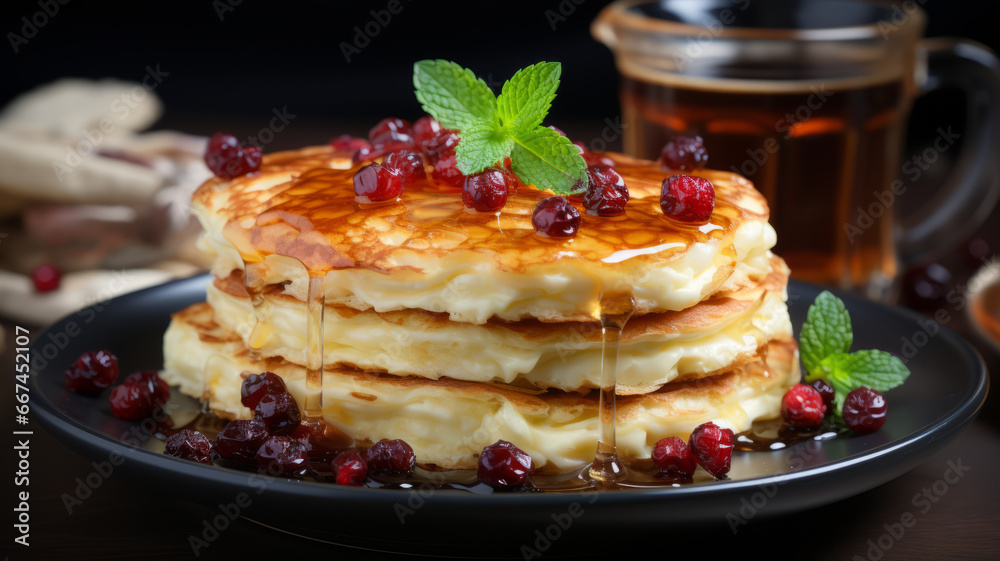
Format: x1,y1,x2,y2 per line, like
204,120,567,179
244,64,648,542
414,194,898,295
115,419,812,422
195,146,769,274
194,145,777,322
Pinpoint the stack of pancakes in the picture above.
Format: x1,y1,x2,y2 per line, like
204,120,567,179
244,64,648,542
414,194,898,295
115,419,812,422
161,146,798,472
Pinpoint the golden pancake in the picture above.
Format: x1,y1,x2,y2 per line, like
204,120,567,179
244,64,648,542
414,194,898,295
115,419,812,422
161,300,799,471
204,255,792,394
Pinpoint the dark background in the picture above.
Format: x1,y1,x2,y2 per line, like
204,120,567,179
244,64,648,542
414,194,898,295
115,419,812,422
3,0,998,148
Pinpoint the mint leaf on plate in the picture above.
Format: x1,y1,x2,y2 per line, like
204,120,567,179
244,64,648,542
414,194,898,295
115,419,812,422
799,291,911,417
800,290,853,375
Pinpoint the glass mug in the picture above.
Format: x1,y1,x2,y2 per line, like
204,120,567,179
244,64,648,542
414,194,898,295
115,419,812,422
593,0,1000,300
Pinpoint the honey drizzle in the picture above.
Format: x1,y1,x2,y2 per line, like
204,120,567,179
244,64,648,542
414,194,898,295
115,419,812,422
304,274,325,418
243,261,271,361
588,295,636,485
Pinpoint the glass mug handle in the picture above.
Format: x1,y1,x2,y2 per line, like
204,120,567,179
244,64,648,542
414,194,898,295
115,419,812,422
897,38,1000,264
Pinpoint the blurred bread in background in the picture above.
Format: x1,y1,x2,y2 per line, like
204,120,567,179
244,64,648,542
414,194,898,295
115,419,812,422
0,78,212,325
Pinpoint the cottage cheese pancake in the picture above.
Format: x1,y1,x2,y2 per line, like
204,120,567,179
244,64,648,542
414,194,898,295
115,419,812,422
206,255,791,394
194,147,776,323
161,300,798,471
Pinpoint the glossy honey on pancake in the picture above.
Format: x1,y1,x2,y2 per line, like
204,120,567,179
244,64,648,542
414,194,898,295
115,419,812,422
194,147,777,323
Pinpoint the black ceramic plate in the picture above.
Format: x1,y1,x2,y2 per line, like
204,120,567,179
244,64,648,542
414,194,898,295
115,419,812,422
31,275,988,557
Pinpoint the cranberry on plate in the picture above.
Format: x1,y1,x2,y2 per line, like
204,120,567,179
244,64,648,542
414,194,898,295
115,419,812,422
64,350,118,396
651,436,697,477
781,384,827,428
842,387,887,434
478,440,533,491
364,439,416,477
331,451,369,486
164,430,214,465
688,421,734,479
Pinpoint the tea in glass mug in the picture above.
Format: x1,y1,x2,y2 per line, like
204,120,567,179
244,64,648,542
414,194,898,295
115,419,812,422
594,0,1000,300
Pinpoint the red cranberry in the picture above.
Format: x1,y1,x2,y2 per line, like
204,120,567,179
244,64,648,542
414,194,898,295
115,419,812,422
532,197,581,238
660,174,715,222
688,421,734,479
383,150,427,184
124,371,170,406
253,392,301,436
64,350,118,396
462,168,509,212
478,440,533,491
661,135,708,171
368,117,413,143
241,371,287,410
781,384,827,428
205,133,262,180
331,451,368,486
573,141,615,167
421,129,460,164
215,419,270,464
581,165,629,216
331,134,370,153
288,424,316,454
164,429,213,465
371,132,417,155
651,436,697,477
353,162,404,202
842,387,887,434
108,383,155,420
431,152,466,187
32,262,61,292
412,115,442,145
352,146,379,164
256,436,310,477
364,439,416,477
811,379,836,409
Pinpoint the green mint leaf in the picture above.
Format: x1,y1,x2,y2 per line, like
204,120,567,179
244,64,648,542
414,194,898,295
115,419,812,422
455,122,515,175
822,350,910,393
510,126,587,195
811,351,853,417
496,62,561,134
413,60,497,130
814,350,910,417
799,291,853,375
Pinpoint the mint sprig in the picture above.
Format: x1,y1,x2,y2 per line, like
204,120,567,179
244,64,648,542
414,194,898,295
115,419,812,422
800,291,910,415
413,60,587,194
